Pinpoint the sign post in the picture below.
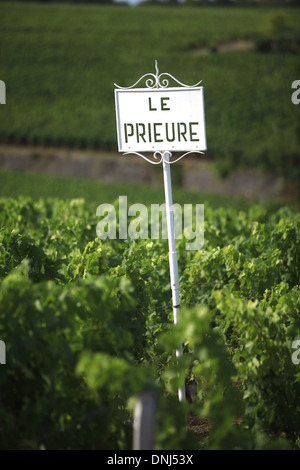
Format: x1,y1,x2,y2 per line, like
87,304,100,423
162,149,185,402
114,61,206,402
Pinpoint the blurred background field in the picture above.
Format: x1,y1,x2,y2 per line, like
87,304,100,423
0,1,300,202
0,168,267,211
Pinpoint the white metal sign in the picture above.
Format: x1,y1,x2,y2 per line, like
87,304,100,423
114,61,207,403
115,87,206,152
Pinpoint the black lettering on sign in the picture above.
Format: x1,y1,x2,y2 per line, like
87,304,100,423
148,96,171,111
166,122,175,142
124,123,134,143
178,122,187,142
148,122,152,142
189,122,200,141
154,123,163,142
148,97,157,111
161,97,170,111
123,121,201,146
136,123,146,143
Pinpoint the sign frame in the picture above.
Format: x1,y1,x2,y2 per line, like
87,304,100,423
115,86,206,153
114,61,207,402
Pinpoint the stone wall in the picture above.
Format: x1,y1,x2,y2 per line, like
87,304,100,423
0,145,297,203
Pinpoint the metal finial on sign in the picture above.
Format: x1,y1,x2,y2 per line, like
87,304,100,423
154,59,159,88
114,60,202,90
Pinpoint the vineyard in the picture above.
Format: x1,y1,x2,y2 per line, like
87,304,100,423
0,191,299,449
0,0,300,452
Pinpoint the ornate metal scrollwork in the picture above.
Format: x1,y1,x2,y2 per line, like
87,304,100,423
123,150,204,165
114,60,202,91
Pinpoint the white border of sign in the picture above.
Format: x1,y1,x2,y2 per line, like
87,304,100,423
115,87,206,153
